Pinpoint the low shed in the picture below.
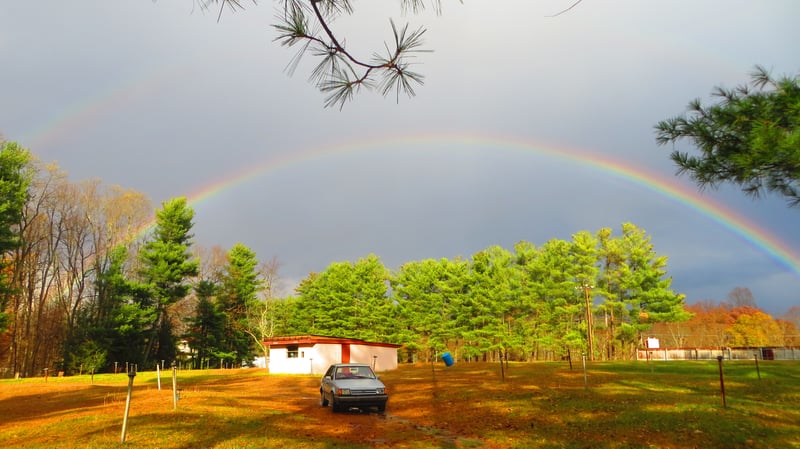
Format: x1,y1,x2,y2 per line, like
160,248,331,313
263,335,401,375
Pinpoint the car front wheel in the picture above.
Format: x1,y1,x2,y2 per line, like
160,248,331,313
320,390,329,407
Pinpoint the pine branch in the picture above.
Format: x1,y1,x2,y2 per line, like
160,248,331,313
547,0,584,18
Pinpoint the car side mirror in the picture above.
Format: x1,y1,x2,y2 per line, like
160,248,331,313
324,375,332,380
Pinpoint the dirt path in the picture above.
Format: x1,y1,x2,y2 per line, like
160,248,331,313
260,373,488,447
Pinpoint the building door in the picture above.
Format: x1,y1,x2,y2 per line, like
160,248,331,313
342,344,350,363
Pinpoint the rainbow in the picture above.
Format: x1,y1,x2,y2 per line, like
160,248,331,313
17,56,795,276
19,61,191,152
166,131,800,277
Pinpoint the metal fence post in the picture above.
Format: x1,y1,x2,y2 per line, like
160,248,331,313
121,370,136,443
716,356,726,408
172,361,178,410
582,352,588,389
754,352,761,381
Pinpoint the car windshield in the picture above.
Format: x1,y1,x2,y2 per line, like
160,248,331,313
334,366,375,380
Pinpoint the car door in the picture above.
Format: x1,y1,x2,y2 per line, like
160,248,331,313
321,365,336,398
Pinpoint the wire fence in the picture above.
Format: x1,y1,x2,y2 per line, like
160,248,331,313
637,346,800,361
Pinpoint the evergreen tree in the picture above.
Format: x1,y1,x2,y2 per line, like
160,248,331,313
616,223,690,357
67,245,154,372
570,231,600,360
217,243,264,366
185,280,226,369
294,254,391,341
656,66,800,207
596,227,627,360
137,197,199,367
273,296,301,335
0,141,31,333
511,240,550,361
537,239,584,357
351,254,393,342
390,257,468,362
287,225,686,362
461,246,514,361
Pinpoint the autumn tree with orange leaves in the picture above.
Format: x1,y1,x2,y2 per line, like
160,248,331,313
649,299,799,348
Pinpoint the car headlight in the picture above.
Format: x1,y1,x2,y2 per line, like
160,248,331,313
336,388,350,396
376,388,385,394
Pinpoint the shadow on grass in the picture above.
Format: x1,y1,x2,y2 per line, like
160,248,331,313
81,411,370,449
0,384,126,426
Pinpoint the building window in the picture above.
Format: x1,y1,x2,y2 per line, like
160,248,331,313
287,345,299,358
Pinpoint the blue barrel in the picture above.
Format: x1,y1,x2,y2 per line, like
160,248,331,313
441,352,454,367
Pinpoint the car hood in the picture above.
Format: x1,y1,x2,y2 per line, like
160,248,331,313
331,378,385,389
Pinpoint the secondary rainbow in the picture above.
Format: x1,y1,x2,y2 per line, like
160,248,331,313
180,131,800,277
19,61,191,152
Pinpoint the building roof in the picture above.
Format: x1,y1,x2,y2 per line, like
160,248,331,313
262,335,401,348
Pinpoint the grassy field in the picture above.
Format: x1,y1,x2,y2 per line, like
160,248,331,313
1,360,798,448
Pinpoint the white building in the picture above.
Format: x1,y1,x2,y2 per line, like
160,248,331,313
263,335,400,375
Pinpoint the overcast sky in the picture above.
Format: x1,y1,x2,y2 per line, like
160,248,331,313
2,1,798,315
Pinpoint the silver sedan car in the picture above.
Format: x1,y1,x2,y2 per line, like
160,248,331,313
320,363,388,412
